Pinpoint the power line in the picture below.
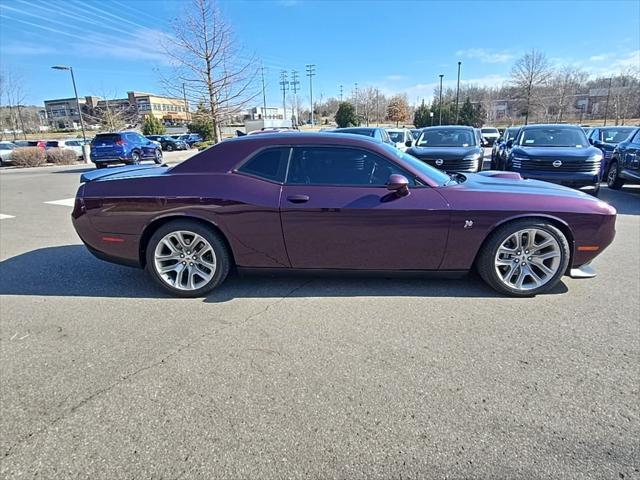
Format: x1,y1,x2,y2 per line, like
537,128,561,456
306,64,316,126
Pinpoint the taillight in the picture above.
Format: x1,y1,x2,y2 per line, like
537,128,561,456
115,139,125,146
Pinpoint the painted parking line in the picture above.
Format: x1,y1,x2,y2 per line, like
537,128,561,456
0,214,16,220
44,198,75,207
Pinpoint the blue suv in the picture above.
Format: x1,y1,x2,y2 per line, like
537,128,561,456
90,131,163,169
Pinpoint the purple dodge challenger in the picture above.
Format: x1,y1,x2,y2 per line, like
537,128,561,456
72,133,616,297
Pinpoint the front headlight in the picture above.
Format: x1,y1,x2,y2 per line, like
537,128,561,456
512,155,529,161
463,152,481,161
587,153,603,162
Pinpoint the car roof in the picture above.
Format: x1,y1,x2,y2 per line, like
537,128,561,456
421,125,474,130
335,127,378,132
521,124,582,130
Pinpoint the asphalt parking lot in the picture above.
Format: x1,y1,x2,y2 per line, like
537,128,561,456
0,152,639,479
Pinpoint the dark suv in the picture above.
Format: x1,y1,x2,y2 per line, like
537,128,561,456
90,132,163,169
606,126,640,189
491,126,520,170
146,135,188,151
506,124,602,195
586,126,636,176
405,125,484,173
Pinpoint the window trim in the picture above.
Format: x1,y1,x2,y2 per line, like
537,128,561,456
285,144,421,188
232,146,292,185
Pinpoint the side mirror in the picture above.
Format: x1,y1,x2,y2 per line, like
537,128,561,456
506,139,514,148
588,138,595,145
386,174,409,196
405,140,412,147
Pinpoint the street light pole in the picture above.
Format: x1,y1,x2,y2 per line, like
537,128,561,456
52,65,89,163
438,74,444,126
454,62,461,125
306,64,316,126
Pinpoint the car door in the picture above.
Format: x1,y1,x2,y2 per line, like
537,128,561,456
136,133,155,158
279,145,450,270
621,130,640,177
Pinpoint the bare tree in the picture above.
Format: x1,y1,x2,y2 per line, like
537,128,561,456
386,94,409,127
0,70,28,140
160,0,258,142
510,49,553,125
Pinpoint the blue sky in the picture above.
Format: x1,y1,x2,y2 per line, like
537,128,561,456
0,0,638,106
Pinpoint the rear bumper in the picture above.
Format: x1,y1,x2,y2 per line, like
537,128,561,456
514,170,600,191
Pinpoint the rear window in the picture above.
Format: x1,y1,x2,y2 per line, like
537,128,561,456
46,141,59,147
236,148,289,183
481,128,499,134
93,134,121,143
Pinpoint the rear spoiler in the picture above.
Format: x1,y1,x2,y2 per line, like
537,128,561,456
80,164,168,183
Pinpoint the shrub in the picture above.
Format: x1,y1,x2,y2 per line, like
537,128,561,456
188,118,214,141
46,148,78,165
335,102,359,128
142,115,166,135
11,147,47,167
194,141,214,151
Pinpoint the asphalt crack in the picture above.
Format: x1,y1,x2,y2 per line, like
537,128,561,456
1,279,313,461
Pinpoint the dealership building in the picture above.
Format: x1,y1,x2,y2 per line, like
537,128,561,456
44,91,190,129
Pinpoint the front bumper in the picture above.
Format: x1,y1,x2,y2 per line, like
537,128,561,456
514,170,600,191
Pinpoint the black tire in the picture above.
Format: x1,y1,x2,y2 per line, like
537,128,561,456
129,151,141,165
145,220,231,297
154,149,163,164
165,143,174,152
606,161,624,190
95,163,107,169
476,219,570,297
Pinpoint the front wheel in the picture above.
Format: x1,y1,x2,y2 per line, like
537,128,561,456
154,149,163,164
606,161,624,190
145,220,231,297
477,220,570,297
130,151,140,165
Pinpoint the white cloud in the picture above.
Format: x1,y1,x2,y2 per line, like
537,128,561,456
589,54,609,62
385,74,407,81
455,48,515,64
612,50,640,69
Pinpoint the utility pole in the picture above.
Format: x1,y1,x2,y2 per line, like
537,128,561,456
261,66,267,119
339,84,343,102
290,70,300,127
603,77,612,126
354,82,359,118
306,64,316,126
182,83,190,122
454,62,462,124
438,74,444,126
279,70,289,124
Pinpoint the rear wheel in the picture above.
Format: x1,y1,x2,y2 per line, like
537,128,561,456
606,161,624,190
130,151,140,165
477,220,570,297
145,220,231,297
165,143,174,152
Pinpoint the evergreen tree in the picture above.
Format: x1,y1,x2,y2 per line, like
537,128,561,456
413,100,431,128
141,115,166,135
335,102,359,127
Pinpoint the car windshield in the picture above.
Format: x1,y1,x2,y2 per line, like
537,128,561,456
416,129,475,147
520,128,587,147
601,128,634,143
481,128,498,134
388,131,405,142
505,128,520,140
380,143,452,186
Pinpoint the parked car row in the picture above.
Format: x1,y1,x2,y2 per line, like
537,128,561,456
0,138,87,165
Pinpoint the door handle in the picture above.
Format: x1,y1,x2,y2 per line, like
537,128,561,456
287,195,310,204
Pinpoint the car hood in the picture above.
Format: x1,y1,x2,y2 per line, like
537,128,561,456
455,171,595,198
512,146,600,159
408,146,480,158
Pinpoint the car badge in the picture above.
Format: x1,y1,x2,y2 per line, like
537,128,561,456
435,159,444,166
553,160,562,168
464,220,474,229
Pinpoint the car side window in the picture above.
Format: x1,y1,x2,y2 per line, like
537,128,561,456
632,131,640,145
590,129,600,142
236,147,289,183
287,146,415,187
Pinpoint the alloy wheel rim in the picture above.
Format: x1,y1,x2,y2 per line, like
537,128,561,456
608,164,617,184
494,228,561,291
154,230,217,290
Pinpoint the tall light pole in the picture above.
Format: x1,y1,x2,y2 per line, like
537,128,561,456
454,62,462,124
306,64,316,125
438,74,444,126
339,84,343,102
51,65,86,142
354,82,359,118
279,70,289,124
603,77,612,127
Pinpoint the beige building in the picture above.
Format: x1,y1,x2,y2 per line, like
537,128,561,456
44,91,190,129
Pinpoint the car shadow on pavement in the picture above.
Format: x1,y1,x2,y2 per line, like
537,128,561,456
598,185,640,216
0,245,569,301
